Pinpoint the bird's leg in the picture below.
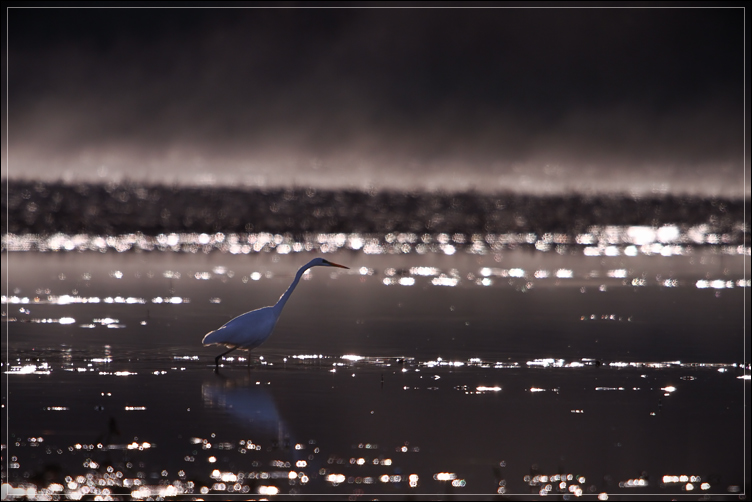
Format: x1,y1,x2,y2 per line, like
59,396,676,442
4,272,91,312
215,346,238,370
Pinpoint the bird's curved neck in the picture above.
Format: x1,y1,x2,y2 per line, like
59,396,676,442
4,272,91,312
272,262,314,316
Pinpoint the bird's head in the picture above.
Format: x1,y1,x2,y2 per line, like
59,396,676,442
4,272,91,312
309,257,349,269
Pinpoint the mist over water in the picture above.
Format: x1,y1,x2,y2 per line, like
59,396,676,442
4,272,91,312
4,8,747,198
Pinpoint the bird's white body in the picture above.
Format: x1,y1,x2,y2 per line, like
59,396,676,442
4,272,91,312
203,257,349,368
203,306,279,350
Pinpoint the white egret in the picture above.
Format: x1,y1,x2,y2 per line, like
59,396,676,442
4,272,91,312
203,257,349,369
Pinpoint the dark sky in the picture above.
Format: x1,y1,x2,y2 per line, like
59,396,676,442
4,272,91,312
2,4,748,196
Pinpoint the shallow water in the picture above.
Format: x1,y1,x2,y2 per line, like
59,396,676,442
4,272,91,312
2,246,750,499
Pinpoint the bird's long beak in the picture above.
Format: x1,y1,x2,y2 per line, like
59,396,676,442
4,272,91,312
327,261,350,269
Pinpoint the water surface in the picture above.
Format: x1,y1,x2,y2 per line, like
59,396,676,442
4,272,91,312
2,244,749,499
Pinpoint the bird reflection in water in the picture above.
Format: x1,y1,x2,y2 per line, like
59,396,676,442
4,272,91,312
202,372,318,492
202,373,286,442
